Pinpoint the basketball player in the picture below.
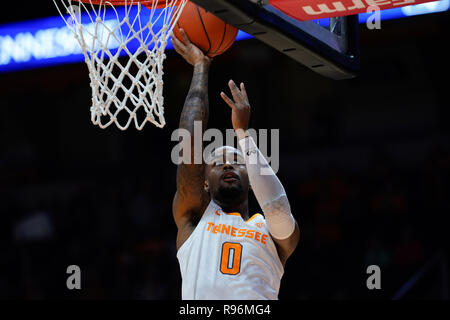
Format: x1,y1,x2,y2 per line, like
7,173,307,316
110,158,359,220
171,29,300,300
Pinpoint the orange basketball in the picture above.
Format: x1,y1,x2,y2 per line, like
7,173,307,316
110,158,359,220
172,1,239,58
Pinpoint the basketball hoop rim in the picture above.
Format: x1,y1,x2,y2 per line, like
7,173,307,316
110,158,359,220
74,0,183,9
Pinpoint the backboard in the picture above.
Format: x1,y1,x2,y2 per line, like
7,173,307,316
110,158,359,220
190,0,360,80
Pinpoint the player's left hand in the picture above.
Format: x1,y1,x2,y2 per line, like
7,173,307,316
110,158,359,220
220,80,251,134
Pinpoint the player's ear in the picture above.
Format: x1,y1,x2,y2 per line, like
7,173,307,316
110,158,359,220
204,180,210,193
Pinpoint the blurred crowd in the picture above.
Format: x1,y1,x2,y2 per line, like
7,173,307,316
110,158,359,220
1,140,448,299
283,146,449,299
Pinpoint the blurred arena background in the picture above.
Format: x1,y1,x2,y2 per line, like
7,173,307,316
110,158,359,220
0,1,449,299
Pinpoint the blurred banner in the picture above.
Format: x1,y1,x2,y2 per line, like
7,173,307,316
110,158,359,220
0,0,448,73
269,0,441,20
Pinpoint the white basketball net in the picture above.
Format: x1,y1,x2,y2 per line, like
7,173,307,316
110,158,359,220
54,0,187,130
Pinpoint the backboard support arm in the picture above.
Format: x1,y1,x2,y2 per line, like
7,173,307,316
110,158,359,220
190,0,360,80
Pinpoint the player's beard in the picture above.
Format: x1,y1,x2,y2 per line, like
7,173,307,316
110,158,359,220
215,181,243,203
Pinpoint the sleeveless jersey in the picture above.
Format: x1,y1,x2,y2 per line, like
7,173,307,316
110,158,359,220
177,200,284,300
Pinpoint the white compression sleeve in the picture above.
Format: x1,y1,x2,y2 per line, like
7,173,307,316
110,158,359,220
238,134,296,240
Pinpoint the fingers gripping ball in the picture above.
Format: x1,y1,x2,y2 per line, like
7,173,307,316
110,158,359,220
172,1,239,57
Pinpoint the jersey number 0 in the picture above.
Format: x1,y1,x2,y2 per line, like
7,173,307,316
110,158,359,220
220,242,243,275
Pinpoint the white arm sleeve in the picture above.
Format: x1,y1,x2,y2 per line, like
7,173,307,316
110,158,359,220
238,135,296,240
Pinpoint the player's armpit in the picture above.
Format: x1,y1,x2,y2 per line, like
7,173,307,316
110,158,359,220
173,187,210,250
173,165,210,227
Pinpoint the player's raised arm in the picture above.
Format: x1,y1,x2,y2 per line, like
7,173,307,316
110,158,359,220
221,80,300,265
172,29,212,240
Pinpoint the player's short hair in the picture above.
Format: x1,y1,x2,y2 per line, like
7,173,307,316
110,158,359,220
205,146,245,166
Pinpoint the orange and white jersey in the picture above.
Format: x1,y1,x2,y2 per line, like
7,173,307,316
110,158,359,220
177,200,284,300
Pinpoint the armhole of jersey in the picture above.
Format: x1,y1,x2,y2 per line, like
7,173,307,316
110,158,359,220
246,213,263,222
177,200,216,256
259,214,285,277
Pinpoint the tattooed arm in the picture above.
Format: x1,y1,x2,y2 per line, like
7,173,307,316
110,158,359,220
171,29,212,250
